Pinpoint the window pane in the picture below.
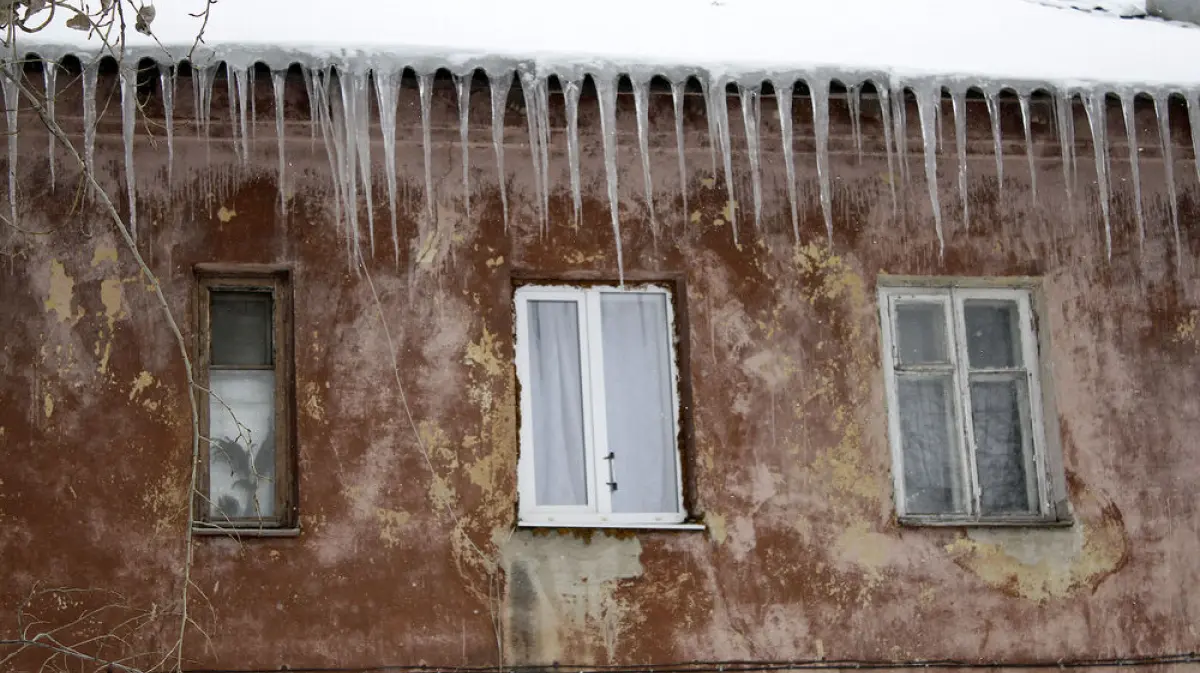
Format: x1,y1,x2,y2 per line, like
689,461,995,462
895,302,949,365
527,301,589,507
964,300,1023,369
971,375,1038,514
601,293,679,514
208,370,276,520
897,374,967,515
211,291,273,367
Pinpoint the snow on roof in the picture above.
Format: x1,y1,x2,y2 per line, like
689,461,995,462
15,0,1200,89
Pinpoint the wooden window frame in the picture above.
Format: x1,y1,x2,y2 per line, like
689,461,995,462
878,278,1071,527
194,266,297,533
513,283,699,529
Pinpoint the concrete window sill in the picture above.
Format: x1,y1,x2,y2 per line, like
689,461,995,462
192,526,301,538
517,521,706,531
898,516,1075,528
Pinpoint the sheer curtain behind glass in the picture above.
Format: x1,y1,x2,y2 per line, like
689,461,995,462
208,291,276,521
527,301,589,507
600,293,678,513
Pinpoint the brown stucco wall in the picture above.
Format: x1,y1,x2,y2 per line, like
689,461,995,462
1,68,1198,670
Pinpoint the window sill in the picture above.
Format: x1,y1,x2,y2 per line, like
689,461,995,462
898,515,1074,528
518,521,706,531
192,526,301,538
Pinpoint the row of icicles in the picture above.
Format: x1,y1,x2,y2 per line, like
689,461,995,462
3,60,1198,277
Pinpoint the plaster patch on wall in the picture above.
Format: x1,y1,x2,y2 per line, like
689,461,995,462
129,371,155,401
43,393,54,419
834,520,895,580
374,507,412,548
708,512,728,544
1172,310,1199,348
91,244,118,267
141,469,187,537
302,381,326,423
217,206,237,223
44,260,80,324
95,278,126,374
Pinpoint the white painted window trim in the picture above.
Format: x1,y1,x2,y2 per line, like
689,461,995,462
879,284,1062,525
514,284,687,528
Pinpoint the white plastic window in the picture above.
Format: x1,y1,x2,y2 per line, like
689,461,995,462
514,285,685,527
879,286,1059,523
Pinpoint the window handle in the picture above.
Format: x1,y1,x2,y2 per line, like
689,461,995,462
604,452,618,491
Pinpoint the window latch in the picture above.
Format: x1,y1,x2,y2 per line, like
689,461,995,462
604,452,618,491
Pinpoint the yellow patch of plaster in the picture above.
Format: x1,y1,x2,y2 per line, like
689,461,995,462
100,279,125,322
129,371,155,401
91,245,119,267
375,507,412,548
564,250,607,265
835,520,892,580
1173,310,1199,348
217,206,237,223
700,177,715,188
43,393,54,419
44,261,79,323
416,229,442,265
302,381,326,423
794,243,867,306
722,200,738,221
142,471,187,537
690,210,702,224
943,519,1127,602
464,328,505,378
485,256,505,269
708,513,728,544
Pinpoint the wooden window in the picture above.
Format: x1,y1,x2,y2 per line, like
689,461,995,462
195,268,295,532
513,284,695,528
879,281,1069,525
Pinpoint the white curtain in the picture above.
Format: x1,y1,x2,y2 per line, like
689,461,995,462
898,375,966,515
208,370,276,519
601,293,678,514
528,301,589,506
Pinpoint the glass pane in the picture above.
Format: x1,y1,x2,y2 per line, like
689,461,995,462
208,370,276,520
971,375,1038,514
527,301,589,507
211,291,273,367
895,302,949,365
964,300,1023,369
897,374,967,515
601,293,679,514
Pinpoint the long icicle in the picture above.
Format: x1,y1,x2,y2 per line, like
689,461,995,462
519,70,547,235
1054,89,1075,214
456,71,473,220
119,66,138,242
739,83,763,231
314,69,349,263
670,78,689,228
247,65,257,143
373,68,401,265
1019,92,1037,204
1083,92,1113,259
159,64,175,186
2,62,18,230
984,86,1004,197
351,71,375,254
1155,92,1181,263
1120,91,1145,249
632,75,658,242
82,59,98,184
849,83,863,163
893,85,910,185
227,65,242,163
878,84,898,215
490,71,513,229
810,77,834,245
701,76,720,178
710,75,737,241
418,71,436,236
43,62,56,186
332,70,362,267
951,87,969,229
915,83,945,255
236,67,251,164
596,74,625,285
273,70,288,213
564,77,583,227
776,82,800,242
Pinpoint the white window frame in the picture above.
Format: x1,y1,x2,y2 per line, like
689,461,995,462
514,284,688,528
879,283,1065,525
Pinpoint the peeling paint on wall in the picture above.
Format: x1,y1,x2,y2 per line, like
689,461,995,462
44,260,79,324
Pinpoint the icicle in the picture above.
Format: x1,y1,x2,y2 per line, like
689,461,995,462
915,83,945,255
348,71,375,254
878,84,898,214
313,69,349,263
82,59,98,181
159,64,175,186
419,71,436,231
1189,94,1200,197
632,76,658,239
227,67,242,163
456,71,472,220
564,77,583,227
119,67,138,242
490,71,512,229
670,79,689,228
893,86,910,185
701,77,720,178
302,66,318,148
2,63,18,230
595,74,625,284
43,63,56,186
195,64,217,164
373,68,401,265
1119,92,1145,248
709,75,737,239
1018,93,1037,204
739,83,763,231
810,78,834,245
951,87,969,229
1083,92,1113,259
247,66,257,142
984,87,1004,195
236,67,251,164
273,70,287,213
331,70,362,267
1154,92,1181,261
776,82,800,242
519,70,548,234
1054,89,1075,211
848,83,863,163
